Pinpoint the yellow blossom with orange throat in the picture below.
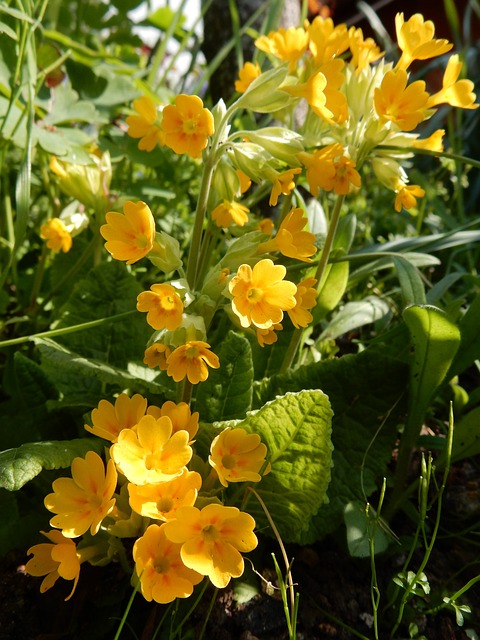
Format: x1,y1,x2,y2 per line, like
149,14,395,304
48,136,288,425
235,61,261,93
85,393,147,442
259,208,317,262
269,168,302,206
146,400,199,441
288,277,318,328
395,12,453,71
161,94,214,158
374,69,430,132
255,26,308,70
256,323,282,347
40,218,72,253
126,95,165,151
209,427,269,487
229,258,297,329
143,343,171,370
212,200,249,228
100,200,155,264
427,54,478,110
137,283,184,331
166,341,220,384
394,183,425,213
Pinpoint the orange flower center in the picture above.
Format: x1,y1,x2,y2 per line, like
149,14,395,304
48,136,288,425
183,118,198,134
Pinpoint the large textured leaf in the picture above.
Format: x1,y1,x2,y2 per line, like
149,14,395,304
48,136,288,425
195,331,253,422
254,348,408,542
0,438,104,491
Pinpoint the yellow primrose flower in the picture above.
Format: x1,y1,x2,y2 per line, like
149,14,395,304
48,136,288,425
412,129,445,152
259,208,317,262
25,530,80,600
137,283,184,331
133,524,203,603
211,200,250,228
236,169,252,194
269,168,302,207
85,393,147,442
255,26,309,71
256,323,282,347
374,69,430,131
287,277,317,328
147,400,199,441
163,504,258,588
282,69,333,121
165,341,220,384
111,414,192,485
40,218,72,253
235,61,261,93
143,343,171,370
126,95,165,152
348,26,383,72
161,94,214,158
307,16,349,65
395,13,453,71
323,155,362,195
298,143,341,196
128,469,202,520
229,259,297,329
209,427,269,487
45,451,117,538
394,183,425,213
100,200,155,264
257,218,275,235
427,54,478,110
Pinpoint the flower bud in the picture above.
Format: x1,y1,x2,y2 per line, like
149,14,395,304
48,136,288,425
147,231,183,273
245,127,303,165
235,65,293,113
212,156,241,201
230,142,272,183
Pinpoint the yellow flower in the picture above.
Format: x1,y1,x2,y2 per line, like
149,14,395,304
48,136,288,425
45,451,117,538
163,504,258,588
255,26,309,70
322,155,362,195
85,393,147,442
136,283,184,331
394,183,425,212
211,200,249,228
282,70,333,122
126,95,165,152
259,208,317,262
307,16,349,65
133,524,203,603
257,218,275,235
256,323,282,347
235,61,261,93
236,169,252,194
395,13,453,71
209,427,269,487
147,400,199,441
298,144,340,196
25,530,80,600
40,218,72,253
166,341,220,384
128,469,202,521
229,259,297,329
100,200,155,264
269,168,302,206
111,414,192,485
161,94,214,158
374,69,430,131
427,54,478,110
348,26,383,71
143,343,171,370
287,277,317,328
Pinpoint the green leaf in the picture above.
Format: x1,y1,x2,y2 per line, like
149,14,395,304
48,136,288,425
0,438,104,491
244,390,333,543
344,501,390,558
195,331,253,422
42,84,101,126
315,260,349,320
319,295,391,341
448,292,480,379
392,255,426,307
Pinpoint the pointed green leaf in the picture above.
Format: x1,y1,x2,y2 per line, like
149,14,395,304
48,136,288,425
315,260,349,320
0,438,104,491
392,255,426,307
195,331,253,422
448,293,480,378
319,295,391,341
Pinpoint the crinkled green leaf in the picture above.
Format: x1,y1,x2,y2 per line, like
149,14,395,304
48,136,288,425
243,390,333,543
195,331,253,422
0,438,104,491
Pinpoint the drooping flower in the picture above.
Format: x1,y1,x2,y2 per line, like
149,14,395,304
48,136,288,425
111,414,192,485
229,259,297,329
100,200,155,264
236,169,252,194
395,13,453,71
374,69,430,132
412,129,445,152
256,323,282,347
137,283,184,331
163,504,258,588
211,200,249,228
161,94,214,158
259,208,317,262
281,70,333,121
128,469,202,521
394,183,425,212
235,61,262,93
165,341,220,384
126,95,165,151
45,451,117,538
322,155,362,195
85,393,147,442
40,218,72,253
25,530,80,600
427,54,478,110
133,524,203,603
147,400,199,441
297,144,340,196
209,427,269,487
287,277,317,328
255,26,309,71
143,343,171,370
269,168,302,206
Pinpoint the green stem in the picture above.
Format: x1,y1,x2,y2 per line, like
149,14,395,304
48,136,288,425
113,574,140,640
28,244,48,311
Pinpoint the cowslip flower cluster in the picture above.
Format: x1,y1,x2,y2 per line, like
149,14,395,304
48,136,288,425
26,393,269,603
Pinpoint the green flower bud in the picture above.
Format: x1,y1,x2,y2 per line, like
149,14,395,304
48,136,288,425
235,65,293,113
245,127,304,166
147,231,183,273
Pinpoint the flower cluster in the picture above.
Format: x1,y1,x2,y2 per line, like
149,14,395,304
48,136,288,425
26,393,268,602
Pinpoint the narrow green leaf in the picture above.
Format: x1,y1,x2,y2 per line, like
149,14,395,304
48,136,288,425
315,260,349,320
319,295,390,341
448,292,480,379
195,331,253,422
392,255,427,307
0,438,104,491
